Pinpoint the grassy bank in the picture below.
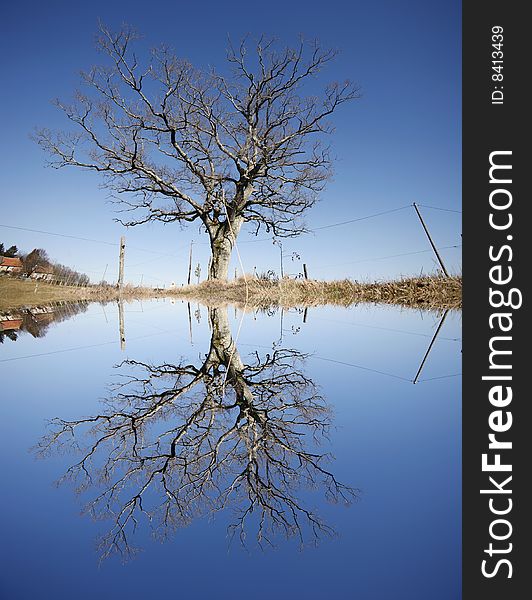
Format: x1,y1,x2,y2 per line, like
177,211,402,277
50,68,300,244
172,274,462,310
2,274,462,312
0,277,168,311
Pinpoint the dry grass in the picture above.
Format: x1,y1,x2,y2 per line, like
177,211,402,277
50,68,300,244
171,274,462,311
0,277,169,311
1,273,462,312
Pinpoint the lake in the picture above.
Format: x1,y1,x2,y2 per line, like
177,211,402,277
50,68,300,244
0,299,461,599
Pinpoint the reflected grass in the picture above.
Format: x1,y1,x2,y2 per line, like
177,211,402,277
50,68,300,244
172,274,462,311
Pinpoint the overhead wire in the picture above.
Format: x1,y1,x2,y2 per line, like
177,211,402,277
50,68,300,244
311,244,462,270
416,204,462,214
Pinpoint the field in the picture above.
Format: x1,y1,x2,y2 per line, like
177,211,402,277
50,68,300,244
0,277,167,311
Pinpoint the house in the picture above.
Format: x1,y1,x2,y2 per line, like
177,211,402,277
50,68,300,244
29,266,54,282
0,256,23,274
0,318,23,333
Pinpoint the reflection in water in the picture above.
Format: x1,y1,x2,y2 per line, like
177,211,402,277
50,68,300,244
38,306,357,560
0,301,89,343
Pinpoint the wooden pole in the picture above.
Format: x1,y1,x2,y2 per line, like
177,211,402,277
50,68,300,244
187,241,193,285
303,263,308,280
118,236,126,289
412,203,449,277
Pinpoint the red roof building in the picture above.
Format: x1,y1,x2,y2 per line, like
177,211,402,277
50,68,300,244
0,256,23,273
0,319,23,332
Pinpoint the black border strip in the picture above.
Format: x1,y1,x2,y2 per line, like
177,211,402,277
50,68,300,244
463,2,529,597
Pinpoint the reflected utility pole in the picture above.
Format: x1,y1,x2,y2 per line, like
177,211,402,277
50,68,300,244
412,310,449,384
187,302,193,344
117,236,126,350
118,299,126,351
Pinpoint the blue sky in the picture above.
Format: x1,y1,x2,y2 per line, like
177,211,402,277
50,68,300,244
0,0,461,285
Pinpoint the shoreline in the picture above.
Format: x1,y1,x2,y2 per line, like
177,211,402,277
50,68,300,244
171,274,462,311
1,274,462,312
0,277,169,311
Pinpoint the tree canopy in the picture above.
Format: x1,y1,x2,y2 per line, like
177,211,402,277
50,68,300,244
36,26,359,279
0,243,18,257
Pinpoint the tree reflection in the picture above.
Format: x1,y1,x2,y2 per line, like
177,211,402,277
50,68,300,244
38,306,357,559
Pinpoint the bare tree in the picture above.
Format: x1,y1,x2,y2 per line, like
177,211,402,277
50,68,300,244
21,248,50,276
37,306,357,560
35,25,359,280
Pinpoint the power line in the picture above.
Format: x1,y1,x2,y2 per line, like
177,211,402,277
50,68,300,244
417,373,462,382
1,201,459,262
311,244,462,270
310,314,461,342
0,328,179,363
191,205,420,245
310,206,411,231
0,223,118,246
417,204,462,214
0,223,184,259
311,355,413,382
127,243,190,267
240,342,421,383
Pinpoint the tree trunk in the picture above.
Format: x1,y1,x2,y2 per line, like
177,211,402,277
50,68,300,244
209,306,258,412
207,218,243,281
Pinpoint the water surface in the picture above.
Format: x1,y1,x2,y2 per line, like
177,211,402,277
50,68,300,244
0,299,461,599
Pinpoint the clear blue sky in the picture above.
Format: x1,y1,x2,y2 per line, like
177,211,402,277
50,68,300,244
0,0,461,285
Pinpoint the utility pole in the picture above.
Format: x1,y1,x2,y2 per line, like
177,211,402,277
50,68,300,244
187,241,193,285
273,239,284,278
101,263,108,284
412,203,449,277
303,263,309,280
118,236,126,288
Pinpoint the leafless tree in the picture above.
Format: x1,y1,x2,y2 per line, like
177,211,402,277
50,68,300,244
35,25,359,279
21,248,51,276
36,306,357,560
